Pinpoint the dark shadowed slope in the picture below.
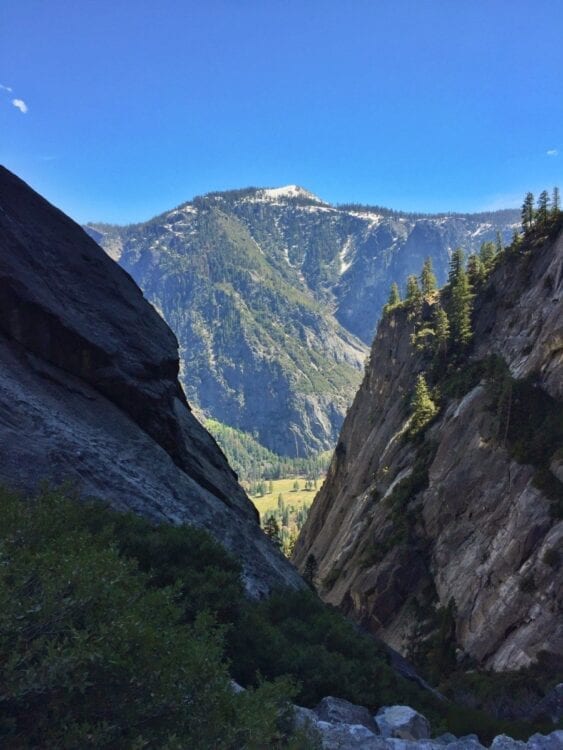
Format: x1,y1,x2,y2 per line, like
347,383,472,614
0,166,302,595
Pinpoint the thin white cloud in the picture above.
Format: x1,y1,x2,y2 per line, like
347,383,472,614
0,83,13,92
547,149,559,157
12,98,28,114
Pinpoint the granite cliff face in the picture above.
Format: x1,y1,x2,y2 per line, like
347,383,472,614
87,188,518,457
293,227,563,671
0,166,302,595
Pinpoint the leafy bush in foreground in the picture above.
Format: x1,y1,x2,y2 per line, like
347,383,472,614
0,488,298,749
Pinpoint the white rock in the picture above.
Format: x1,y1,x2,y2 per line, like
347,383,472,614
490,735,526,750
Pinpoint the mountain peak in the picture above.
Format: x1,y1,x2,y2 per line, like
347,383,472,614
258,185,325,203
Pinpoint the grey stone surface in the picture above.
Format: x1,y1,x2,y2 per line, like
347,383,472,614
293,229,563,670
490,735,527,750
316,721,385,749
293,699,563,750
375,706,431,740
446,740,486,750
526,731,563,750
435,733,459,745
0,166,303,597
315,696,379,733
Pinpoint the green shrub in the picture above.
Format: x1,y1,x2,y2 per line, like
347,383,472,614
229,588,400,709
0,487,298,748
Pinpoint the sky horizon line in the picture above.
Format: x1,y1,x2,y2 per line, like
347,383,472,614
81,180,526,227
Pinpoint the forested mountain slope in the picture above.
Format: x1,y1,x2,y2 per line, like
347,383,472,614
87,187,519,458
293,208,563,675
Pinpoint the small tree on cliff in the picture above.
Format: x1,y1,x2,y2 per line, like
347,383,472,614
405,274,422,305
446,249,474,349
410,374,438,435
479,241,496,273
521,192,535,233
303,554,318,587
433,304,450,358
552,186,560,215
447,248,465,285
420,257,437,295
387,281,401,308
536,190,550,226
263,515,282,550
467,253,486,287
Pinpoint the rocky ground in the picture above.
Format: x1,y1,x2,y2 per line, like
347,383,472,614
292,696,563,750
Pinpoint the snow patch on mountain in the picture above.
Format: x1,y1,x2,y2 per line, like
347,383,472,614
259,185,324,202
339,237,354,275
349,210,384,226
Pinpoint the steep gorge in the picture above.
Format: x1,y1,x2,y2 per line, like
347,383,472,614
293,223,563,672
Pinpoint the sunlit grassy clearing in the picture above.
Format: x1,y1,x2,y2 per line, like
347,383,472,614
249,476,324,518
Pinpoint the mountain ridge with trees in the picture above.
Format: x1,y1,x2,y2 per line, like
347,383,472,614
86,188,520,464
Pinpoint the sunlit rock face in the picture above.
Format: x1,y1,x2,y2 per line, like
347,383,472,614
294,228,563,671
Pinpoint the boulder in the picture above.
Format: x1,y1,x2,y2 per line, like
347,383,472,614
445,739,486,750
316,721,385,749
375,706,431,740
385,740,444,750
435,733,459,745
490,736,526,750
315,696,379,733
526,731,563,750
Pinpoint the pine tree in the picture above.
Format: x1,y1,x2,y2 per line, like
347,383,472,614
467,253,486,287
420,257,437,295
410,374,438,434
292,479,300,492
448,266,474,347
268,479,274,494
263,515,282,549
447,248,465,285
286,533,298,557
536,190,550,226
445,248,473,347
511,228,523,249
385,282,401,312
521,192,535,233
495,231,504,255
479,241,496,272
434,304,450,358
304,553,318,587
277,493,284,511
552,186,560,215
405,274,422,305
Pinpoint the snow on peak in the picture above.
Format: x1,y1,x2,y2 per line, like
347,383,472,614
260,185,324,202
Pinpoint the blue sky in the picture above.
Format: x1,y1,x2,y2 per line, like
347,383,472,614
1,1,562,224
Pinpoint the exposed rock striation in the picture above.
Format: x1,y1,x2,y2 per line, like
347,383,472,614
0,166,302,595
293,228,563,670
